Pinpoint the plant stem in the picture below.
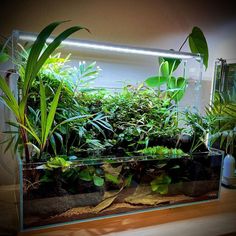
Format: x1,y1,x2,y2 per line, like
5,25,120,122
20,127,30,163
178,36,189,52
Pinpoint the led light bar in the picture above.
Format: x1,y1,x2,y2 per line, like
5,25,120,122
14,31,202,60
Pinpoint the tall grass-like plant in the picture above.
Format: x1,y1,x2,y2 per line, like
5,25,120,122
18,78,90,158
0,21,89,162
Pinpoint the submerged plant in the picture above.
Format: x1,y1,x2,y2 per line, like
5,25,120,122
150,173,172,195
79,166,104,187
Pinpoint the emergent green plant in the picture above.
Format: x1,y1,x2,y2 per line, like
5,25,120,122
0,21,89,162
138,145,185,156
182,108,209,153
145,27,209,103
44,156,72,172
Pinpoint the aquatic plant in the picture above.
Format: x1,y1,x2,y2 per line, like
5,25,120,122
150,173,172,195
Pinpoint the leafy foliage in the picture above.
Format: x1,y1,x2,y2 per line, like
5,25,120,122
189,27,209,69
0,21,89,162
206,93,236,154
139,146,185,156
101,85,180,152
44,156,72,172
145,59,187,103
182,108,209,153
145,26,209,103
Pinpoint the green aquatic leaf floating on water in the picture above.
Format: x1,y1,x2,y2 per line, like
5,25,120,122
189,26,209,70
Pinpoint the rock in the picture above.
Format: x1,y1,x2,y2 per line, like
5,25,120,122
24,191,103,217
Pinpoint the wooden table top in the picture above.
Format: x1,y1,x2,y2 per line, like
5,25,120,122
18,187,236,236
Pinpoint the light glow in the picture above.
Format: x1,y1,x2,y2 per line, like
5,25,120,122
15,31,202,60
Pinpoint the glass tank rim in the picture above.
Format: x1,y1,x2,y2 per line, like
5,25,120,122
12,30,203,60
18,148,223,169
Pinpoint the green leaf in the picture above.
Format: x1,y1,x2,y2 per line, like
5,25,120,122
19,119,41,145
167,76,177,90
24,21,67,95
52,114,90,134
44,157,71,171
79,169,93,181
93,175,104,187
168,76,186,102
49,134,57,156
0,52,9,63
0,76,20,118
105,173,120,185
174,77,186,102
25,142,40,156
33,26,90,81
145,76,167,88
157,185,169,195
159,57,181,73
43,83,62,146
150,174,171,194
150,181,159,192
160,61,169,77
189,27,209,69
40,78,47,143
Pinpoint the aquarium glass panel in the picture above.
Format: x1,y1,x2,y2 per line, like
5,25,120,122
19,149,223,230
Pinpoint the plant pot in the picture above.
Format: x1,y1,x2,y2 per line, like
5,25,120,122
17,148,223,231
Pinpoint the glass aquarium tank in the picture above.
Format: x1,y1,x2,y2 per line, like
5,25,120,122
3,28,223,230
19,149,223,229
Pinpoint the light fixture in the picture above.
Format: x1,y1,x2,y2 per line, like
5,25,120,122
13,31,202,60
